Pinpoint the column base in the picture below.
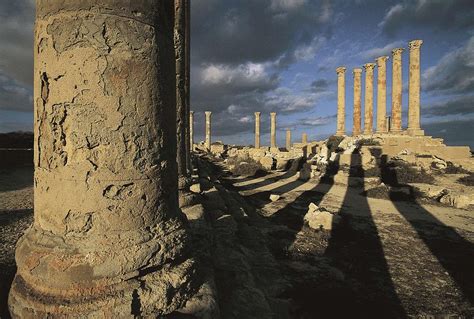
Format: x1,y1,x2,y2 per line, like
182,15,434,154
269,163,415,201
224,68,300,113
335,131,345,136
406,128,425,136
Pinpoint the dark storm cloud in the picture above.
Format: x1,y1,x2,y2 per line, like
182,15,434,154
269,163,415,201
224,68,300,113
191,0,332,66
380,0,474,36
423,36,474,94
424,95,474,118
424,119,474,149
0,72,33,112
310,79,330,93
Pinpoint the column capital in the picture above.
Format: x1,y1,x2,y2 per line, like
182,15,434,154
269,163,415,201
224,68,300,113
392,48,404,56
375,56,389,66
409,39,423,50
353,68,362,75
254,112,261,116
205,111,212,116
190,110,194,115
363,63,376,71
336,66,347,75
270,112,276,117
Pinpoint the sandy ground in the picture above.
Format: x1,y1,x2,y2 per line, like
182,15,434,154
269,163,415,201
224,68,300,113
0,167,34,317
0,163,473,318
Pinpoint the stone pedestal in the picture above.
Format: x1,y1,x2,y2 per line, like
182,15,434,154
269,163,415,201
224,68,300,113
8,1,196,316
407,40,424,136
376,56,389,133
391,48,404,133
205,111,212,151
270,112,277,148
363,63,376,135
336,67,346,136
255,112,261,149
352,68,362,136
286,129,292,151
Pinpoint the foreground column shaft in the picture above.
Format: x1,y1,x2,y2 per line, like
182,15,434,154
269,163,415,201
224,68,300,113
270,112,277,148
205,111,212,151
254,112,261,148
363,63,376,135
408,40,424,136
376,56,389,133
391,48,404,133
352,68,362,136
336,67,346,136
184,0,191,174
286,129,291,150
190,111,194,151
9,2,195,317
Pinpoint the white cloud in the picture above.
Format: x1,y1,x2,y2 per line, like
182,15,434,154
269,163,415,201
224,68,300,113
359,40,405,60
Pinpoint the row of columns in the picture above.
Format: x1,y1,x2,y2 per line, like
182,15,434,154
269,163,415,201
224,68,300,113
336,40,424,136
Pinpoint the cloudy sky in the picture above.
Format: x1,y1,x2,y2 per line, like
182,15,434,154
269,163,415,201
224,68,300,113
1,0,473,149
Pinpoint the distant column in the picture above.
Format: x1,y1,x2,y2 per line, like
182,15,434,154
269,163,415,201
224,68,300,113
391,48,404,133
189,111,194,151
408,40,424,136
376,56,389,133
270,112,277,148
336,67,346,136
352,68,362,136
302,133,308,144
363,63,376,135
205,111,212,151
286,129,292,150
254,112,261,148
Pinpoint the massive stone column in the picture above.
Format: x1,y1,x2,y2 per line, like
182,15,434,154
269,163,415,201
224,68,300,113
336,67,346,136
363,63,376,135
189,111,194,151
391,48,404,133
254,112,261,149
352,68,362,136
407,40,424,136
9,1,196,317
286,129,292,150
205,111,212,151
302,133,308,144
376,56,389,133
175,0,188,192
270,112,277,148
184,0,192,175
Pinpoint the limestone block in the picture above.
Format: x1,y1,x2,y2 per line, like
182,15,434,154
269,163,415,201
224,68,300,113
439,194,471,209
182,204,206,221
409,183,448,200
299,163,311,181
304,206,341,231
276,159,289,170
260,157,274,170
270,194,281,202
190,183,202,194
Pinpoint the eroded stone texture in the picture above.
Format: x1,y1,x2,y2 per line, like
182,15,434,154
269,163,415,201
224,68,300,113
205,111,212,151
270,112,277,148
255,112,261,149
190,111,194,151
376,56,389,133
352,68,362,136
184,0,192,174
9,1,196,317
363,63,376,135
407,40,424,136
391,48,404,133
336,66,346,136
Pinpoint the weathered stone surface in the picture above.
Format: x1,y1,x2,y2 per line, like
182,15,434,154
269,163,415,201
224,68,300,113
409,183,447,200
299,163,311,181
439,194,471,209
9,2,197,317
260,157,274,170
304,204,341,230
270,194,281,202
190,182,202,194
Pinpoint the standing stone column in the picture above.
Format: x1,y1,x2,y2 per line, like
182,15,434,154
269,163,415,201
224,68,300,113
352,68,362,136
270,112,277,148
254,112,261,149
286,129,292,150
391,48,404,133
175,0,188,192
363,63,376,135
336,67,346,136
205,111,212,151
408,40,424,136
9,1,195,317
302,133,308,144
189,111,194,152
376,56,389,133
